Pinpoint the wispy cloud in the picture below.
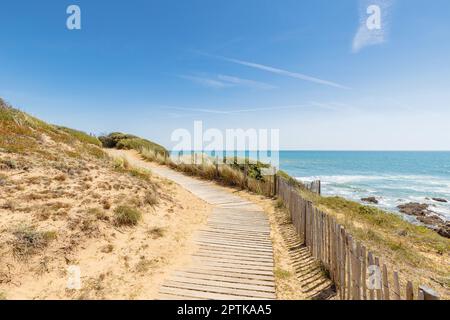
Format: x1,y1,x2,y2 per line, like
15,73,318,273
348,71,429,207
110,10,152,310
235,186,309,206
163,104,309,115
214,55,350,90
179,74,276,90
217,75,277,90
162,102,352,115
352,0,394,53
178,75,232,89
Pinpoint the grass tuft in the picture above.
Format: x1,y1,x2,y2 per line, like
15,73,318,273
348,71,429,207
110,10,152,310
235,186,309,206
144,191,159,206
11,226,56,259
113,206,142,226
148,227,166,239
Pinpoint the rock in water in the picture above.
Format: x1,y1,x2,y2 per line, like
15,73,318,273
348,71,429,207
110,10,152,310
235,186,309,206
361,197,378,204
432,197,448,203
397,202,450,239
397,203,429,216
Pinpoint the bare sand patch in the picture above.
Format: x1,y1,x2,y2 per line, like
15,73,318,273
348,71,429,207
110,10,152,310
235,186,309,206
0,151,211,299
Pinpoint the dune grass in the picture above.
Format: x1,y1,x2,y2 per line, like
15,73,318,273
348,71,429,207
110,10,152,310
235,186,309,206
113,206,142,226
0,99,105,159
56,126,102,147
11,225,57,259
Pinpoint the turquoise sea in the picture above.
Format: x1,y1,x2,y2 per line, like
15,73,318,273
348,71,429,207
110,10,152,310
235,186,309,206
170,150,450,222
279,151,450,221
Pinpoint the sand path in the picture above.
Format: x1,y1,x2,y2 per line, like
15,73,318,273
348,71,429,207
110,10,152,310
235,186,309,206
108,149,276,300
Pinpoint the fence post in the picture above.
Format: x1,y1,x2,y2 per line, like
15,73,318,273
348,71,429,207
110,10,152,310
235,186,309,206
393,271,401,300
243,164,248,188
275,175,440,301
273,173,277,196
215,156,219,178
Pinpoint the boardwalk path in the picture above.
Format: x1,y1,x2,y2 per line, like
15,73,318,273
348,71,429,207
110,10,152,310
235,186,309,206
110,150,276,300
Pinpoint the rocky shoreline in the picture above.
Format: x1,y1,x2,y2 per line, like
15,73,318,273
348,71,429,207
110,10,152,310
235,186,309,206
396,202,450,238
360,196,449,238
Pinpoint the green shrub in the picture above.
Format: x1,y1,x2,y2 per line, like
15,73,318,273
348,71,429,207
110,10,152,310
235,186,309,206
99,132,167,156
114,206,142,226
227,157,270,180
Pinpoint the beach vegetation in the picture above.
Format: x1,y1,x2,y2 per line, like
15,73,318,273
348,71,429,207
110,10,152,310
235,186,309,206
113,206,142,226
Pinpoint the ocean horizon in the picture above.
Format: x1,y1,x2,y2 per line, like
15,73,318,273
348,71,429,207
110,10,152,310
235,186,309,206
279,151,450,222
170,150,450,222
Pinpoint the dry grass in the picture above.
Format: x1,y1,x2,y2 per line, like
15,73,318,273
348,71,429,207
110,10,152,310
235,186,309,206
142,149,254,190
147,227,166,239
10,226,57,260
144,191,159,206
0,103,211,299
113,206,142,226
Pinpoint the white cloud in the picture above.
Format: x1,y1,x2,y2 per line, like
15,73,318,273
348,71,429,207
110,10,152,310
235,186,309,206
352,0,394,53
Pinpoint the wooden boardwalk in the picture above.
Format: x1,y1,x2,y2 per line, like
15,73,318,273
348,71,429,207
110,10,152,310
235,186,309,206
148,164,276,300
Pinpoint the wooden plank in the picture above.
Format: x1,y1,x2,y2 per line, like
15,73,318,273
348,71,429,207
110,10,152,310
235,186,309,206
163,280,276,299
340,227,347,300
173,271,275,287
192,256,274,268
194,252,273,263
167,276,275,293
374,257,382,300
191,260,274,272
382,264,390,300
361,245,367,300
354,242,361,300
185,265,274,276
393,271,401,300
158,293,206,300
367,252,375,300
197,233,271,243
205,225,271,234
196,234,272,243
195,241,274,253
159,286,264,300
346,234,352,300
182,268,275,282
406,281,414,300
197,245,274,258
196,237,273,248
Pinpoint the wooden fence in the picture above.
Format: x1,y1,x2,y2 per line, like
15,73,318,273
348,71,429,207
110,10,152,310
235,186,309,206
305,180,321,195
275,175,440,300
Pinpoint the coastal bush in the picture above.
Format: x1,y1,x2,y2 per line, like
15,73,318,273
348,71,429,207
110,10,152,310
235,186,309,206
99,132,167,156
227,157,270,180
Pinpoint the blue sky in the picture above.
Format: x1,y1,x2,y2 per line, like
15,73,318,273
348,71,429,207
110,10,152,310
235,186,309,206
1,0,449,150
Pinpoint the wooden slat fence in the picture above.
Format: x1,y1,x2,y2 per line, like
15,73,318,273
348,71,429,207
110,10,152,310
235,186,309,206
275,175,440,300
